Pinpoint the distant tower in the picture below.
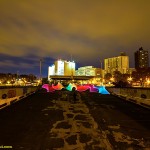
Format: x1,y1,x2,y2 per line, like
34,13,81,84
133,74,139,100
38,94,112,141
134,47,149,69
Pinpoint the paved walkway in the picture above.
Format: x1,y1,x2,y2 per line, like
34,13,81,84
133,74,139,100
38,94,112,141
1,91,149,149
0,92,113,150
42,93,112,150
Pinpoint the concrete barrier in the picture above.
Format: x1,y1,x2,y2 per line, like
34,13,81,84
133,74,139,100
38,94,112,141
107,87,150,99
107,87,150,109
0,86,38,110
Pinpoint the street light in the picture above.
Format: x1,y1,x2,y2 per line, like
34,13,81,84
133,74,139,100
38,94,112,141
127,76,133,82
127,76,133,87
146,78,150,87
110,77,115,82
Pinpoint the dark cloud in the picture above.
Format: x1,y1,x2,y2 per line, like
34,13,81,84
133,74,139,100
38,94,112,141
0,0,150,76
0,53,55,76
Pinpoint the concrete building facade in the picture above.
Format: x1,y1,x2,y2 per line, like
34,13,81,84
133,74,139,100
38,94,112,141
104,52,129,74
48,59,75,80
75,66,103,77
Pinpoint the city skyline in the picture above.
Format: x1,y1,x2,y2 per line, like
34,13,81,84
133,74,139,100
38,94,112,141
0,0,150,77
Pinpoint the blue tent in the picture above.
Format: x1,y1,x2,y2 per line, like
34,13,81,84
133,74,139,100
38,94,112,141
95,86,110,94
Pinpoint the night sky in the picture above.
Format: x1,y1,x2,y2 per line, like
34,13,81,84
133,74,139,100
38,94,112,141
0,0,150,77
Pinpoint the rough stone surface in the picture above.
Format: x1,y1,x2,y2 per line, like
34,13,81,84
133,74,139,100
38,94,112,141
65,134,77,145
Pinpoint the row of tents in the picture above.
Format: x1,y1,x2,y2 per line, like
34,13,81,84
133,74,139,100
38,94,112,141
42,82,110,94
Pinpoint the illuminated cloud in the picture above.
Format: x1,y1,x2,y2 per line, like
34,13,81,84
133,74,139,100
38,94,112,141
0,0,150,75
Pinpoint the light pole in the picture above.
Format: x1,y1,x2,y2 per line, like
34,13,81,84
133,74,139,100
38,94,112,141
100,61,103,69
40,59,43,84
100,60,103,85
17,71,19,85
127,76,133,86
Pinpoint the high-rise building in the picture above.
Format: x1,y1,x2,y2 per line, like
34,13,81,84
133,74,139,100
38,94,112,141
48,59,75,80
104,52,129,74
134,47,149,69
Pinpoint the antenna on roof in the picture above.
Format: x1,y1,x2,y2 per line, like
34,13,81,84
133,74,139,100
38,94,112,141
39,58,43,84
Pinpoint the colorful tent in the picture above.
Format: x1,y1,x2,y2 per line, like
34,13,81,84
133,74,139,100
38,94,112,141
42,83,110,94
42,84,55,92
95,86,110,94
52,82,64,90
66,83,77,91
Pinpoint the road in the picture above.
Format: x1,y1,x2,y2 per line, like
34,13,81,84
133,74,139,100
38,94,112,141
0,91,149,150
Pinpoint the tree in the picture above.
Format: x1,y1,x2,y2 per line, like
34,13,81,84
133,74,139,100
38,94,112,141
113,80,131,87
42,78,49,84
132,67,150,86
28,74,36,81
104,73,112,81
113,71,122,82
